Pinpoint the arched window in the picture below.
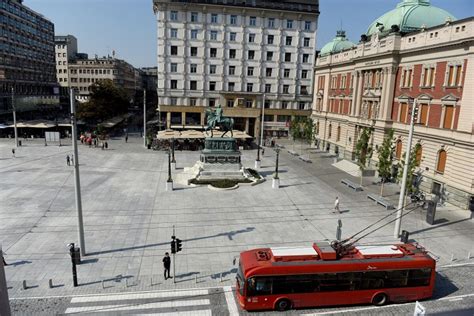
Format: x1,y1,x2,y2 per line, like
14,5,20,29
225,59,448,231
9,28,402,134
328,124,332,139
395,139,402,160
415,145,422,166
336,126,341,142
436,150,447,173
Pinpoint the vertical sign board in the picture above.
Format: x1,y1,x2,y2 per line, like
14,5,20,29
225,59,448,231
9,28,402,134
45,131,60,142
413,301,426,316
0,245,12,316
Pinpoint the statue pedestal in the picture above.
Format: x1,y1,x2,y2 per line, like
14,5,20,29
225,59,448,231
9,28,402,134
197,137,245,180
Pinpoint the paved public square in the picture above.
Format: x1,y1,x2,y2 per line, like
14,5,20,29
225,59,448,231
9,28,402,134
1,136,473,315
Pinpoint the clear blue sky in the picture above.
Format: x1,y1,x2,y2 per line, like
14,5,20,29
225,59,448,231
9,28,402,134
26,0,472,68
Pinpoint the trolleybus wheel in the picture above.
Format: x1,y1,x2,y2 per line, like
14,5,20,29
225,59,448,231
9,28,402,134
372,293,388,306
275,298,292,311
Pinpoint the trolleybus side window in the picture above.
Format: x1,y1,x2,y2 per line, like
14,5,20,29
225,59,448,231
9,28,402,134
236,263,245,296
407,268,431,287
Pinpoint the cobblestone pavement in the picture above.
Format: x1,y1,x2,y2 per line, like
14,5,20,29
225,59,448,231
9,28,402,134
1,136,473,314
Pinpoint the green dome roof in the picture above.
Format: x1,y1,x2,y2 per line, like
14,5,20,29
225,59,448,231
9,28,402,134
367,0,456,36
320,30,356,56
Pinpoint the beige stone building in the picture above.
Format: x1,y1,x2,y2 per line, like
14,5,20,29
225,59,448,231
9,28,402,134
312,0,474,209
55,35,78,90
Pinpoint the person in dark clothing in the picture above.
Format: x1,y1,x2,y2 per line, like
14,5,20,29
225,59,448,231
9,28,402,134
125,135,128,143
105,142,108,149
66,155,71,166
163,252,171,280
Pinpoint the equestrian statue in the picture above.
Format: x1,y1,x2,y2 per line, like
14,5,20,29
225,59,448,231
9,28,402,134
205,104,234,137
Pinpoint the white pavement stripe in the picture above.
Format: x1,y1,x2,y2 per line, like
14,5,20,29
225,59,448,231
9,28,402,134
224,286,239,316
439,293,474,300
64,299,210,314
134,310,212,316
71,289,208,303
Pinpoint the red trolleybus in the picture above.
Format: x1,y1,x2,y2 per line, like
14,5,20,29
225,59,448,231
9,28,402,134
236,242,435,311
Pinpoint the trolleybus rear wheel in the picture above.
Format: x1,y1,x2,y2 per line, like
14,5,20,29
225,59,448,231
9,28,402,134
372,293,388,306
275,298,292,311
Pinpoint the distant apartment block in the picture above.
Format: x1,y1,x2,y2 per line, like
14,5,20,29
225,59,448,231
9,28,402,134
152,0,319,137
55,35,78,89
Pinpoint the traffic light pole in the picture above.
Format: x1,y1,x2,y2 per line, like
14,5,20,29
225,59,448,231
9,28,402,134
172,225,176,284
394,98,417,238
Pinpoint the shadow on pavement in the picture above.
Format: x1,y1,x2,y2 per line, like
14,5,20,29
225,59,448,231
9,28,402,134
410,217,471,235
432,271,459,299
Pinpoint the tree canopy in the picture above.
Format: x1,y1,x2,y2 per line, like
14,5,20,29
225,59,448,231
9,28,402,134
77,80,130,123
289,116,315,144
377,129,394,196
355,127,373,170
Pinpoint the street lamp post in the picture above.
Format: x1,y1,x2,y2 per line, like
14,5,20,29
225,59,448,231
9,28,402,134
272,148,280,189
166,148,173,191
143,89,147,148
11,88,18,148
70,89,86,256
255,94,265,169
394,98,418,238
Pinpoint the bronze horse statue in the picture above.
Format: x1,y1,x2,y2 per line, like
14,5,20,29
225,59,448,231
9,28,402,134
205,106,234,137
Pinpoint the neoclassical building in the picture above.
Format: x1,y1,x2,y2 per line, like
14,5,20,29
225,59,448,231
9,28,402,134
312,0,473,209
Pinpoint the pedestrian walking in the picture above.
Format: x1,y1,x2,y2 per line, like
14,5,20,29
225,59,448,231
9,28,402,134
334,197,340,214
105,142,108,149
261,147,265,156
163,252,171,280
66,155,71,166
101,142,105,150
1,250,7,266
11,148,15,158
125,135,128,143
70,154,74,166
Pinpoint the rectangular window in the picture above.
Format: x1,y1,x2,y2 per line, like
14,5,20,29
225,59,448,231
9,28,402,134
247,67,254,76
285,53,291,62
281,101,288,109
210,31,218,41
228,65,235,75
210,48,217,58
246,100,253,108
190,81,197,90
191,12,198,22
248,50,255,60
229,32,237,41
170,63,177,72
171,46,178,55
189,98,197,106
249,16,256,26
284,69,290,78
286,36,292,46
298,102,306,110
303,54,309,63
191,29,198,39
265,84,271,93
301,70,308,79
170,80,177,89
229,49,236,59
228,82,235,91
300,86,308,94
170,28,178,38
399,102,408,123
443,105,454,129
266,68,272,77
266,51,273,61
209,65,217,74
304,21,311,31
170,98,178,105
190,64,197,73
304,37,310,47
283,85,289,94
209,81,216,91
211,13,218,24
287,19,293,28
191,47,198,56
420,104,429,125
268,18,275,28
227,99,234,107
248,33,255,43
247,83,253,92
267,35,274,44
230,15,237,25
455,65,462,86
170,11,178,21
209,98,216,107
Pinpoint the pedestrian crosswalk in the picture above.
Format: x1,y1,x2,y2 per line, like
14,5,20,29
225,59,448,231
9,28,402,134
64,289,214,315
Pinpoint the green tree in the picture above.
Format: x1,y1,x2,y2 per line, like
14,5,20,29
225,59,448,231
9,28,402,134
397,143,421,195
289,116,314,156
355,127,373,186
77,80,130,124
377,129,394,196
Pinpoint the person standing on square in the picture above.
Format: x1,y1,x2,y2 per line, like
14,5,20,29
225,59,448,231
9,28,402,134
334,197,340,214
163,252,171,280
66,155,71,166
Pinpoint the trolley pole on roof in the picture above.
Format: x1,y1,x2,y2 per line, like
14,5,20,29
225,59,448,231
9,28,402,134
394,98,418,238
143,89,147,148
70,88,86,256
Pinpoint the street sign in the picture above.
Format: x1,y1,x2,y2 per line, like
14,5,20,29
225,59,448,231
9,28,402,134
413,301,426,316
